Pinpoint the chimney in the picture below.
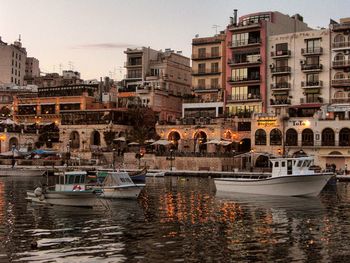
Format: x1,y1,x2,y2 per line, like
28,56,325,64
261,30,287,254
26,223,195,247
233,9,238,26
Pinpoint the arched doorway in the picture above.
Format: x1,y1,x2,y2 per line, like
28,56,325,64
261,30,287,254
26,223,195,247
286,128,298,146
339,128,350,146
9,137,18,151
238,138,251,153
194,131,207,153
91,130,101,146
326,151,345,171
69,131,80,149
322,128,335,146
255,155,270,168
168,131,181,150
302,129,314,146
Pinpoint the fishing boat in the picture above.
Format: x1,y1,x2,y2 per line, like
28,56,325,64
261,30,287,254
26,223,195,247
214,157,334,197
98,170,145,199
128,167,147,183
26,171,99,207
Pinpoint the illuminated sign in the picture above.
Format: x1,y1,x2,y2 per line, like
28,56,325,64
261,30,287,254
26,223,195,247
289,120,310,126
257,118,277,127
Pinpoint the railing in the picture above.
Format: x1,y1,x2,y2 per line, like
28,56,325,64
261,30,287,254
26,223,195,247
332,60,350,68
183,97,220,103
271,50,291,57
301,81,323,87
331,23,350,31
271,83,290,89
191,53,221,60
155,151,238,158
228,58,261,65
229,38,261,48
332,98,350,104
193,85,221,92
332,78,350,86
124,61,142,67
192,69,220,75
227,75,260,82
332,41,350,49
271,66,291,74
301,47,323,55
227,94,261,101
118,87,136,92
301,64,323,71
270,99,291,105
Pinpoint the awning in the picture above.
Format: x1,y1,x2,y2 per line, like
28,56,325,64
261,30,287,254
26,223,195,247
114,137,126,142
151,139,170,146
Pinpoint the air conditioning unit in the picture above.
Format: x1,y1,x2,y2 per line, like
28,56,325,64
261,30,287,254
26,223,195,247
345,50,350,55
300,60,305,65
269,64,275,69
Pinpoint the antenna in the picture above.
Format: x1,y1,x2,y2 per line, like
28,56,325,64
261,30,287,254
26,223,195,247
212,25,221,34
68,61,74,70
18,34,21,42
59,63,63,74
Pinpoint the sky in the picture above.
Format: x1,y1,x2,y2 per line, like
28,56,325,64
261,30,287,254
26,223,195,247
1,0,350,80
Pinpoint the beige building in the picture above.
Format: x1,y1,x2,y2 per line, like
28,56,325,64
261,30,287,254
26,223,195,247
25,57,40,78
267,28,331,117
0,37,27,86
122,47,192,122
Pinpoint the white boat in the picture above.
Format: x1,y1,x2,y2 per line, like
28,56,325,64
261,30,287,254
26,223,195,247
214,157,334,197
99,171,145,199
26,171,98,207
146,171,165,177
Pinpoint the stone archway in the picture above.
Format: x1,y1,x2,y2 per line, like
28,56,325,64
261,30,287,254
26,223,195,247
238,138,251,153
255,155,270,168
9,137,18,151
194,131,207,153
91,130,101,146
69,131,80,149
168,131,181,150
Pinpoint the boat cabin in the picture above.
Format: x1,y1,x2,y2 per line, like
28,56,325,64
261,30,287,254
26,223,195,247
270,157,315,177
103,171,135,187
55,171,88,191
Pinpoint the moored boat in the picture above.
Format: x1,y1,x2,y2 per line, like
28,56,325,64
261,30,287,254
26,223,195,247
26,171,98,207
98,170,145,199
214,157,334,197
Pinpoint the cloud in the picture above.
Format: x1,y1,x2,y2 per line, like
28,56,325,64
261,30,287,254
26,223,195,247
72,42,137,49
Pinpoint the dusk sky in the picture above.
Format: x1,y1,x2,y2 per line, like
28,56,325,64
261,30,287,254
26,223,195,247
1,0,350,80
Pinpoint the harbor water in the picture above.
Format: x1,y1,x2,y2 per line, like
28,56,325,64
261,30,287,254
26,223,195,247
0,176,350,262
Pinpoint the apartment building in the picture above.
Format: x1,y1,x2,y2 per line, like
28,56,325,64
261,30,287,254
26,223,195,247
225,11,311,118
183,33,226,119
0,37,27,86
122,47,191,122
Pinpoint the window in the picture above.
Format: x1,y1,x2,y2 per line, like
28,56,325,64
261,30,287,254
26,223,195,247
302,129,314,146
286,129,298,146
198,63,206,74
231,86,247,100
211,62,219,73
211,78,219,88
321,128,335,146
306,73,319,86
276,43,288,55
281,161,286,167
232,68,247,81
275,162,279,167
339,128,350,146
306,56,319,66
211,46,219,57
232,33,248,47
198,79,206,88
306,39,321,53
255,129,266,145
198,48,206,58
270,128,282,145
276,59,288,70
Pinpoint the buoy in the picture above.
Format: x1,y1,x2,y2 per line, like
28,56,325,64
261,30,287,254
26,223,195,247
34,187,42,197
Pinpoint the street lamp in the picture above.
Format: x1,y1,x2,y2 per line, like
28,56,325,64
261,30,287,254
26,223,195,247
167,149,175,171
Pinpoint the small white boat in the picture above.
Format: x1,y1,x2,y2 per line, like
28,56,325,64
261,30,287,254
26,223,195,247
99,171,145,199
146,171,165,177
214,157,334,197
26,171,98,207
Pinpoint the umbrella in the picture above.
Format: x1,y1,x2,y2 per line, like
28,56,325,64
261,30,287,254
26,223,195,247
128,142,140,146
32,149,57,155
145,139,156,143
219,140,232,146
151,139,170,146
113,136,126,142
205,139,221,144
0,118,15,125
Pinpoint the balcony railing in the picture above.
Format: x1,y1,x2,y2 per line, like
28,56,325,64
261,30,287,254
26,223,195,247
332,41,350,49
227,94,261,102
227,75,260,83
332,60,350,68
301,64,323,71
301,80,323,88
301,47,323,55
228,58,261,65
270,99,291,106
331,23,350,31
332,78,350,86
192,69,220,76
193,85,221,93
124,61,142,67
300,97,323,104
191,53,221,60
271,66,291,74
229,38,261,48
270,82,291,90
271,50,291,58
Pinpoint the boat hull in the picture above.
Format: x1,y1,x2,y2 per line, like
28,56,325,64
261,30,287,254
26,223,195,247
214,173,333,197
26,191,98,207
101,186,143,199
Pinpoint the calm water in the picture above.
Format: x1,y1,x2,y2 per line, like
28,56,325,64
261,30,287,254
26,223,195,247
0,176,350,263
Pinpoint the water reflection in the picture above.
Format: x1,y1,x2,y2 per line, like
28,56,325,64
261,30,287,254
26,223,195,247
1,176,350,262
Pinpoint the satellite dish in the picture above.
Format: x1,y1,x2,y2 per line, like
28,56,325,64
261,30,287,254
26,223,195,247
195,34,199,38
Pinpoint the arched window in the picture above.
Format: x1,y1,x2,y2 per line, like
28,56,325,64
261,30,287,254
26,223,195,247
194,131,207,153
270,128,282,145
334,91,345,98
255,129,266,145
339,128,350,146
168,131,181,150
286,128,298,146
334,72,345,79
322,128,335,146
334,34,345,43
9,137,18,151
302,129,314,146
69,131,80,149
91,130,101,146
335,53,345,61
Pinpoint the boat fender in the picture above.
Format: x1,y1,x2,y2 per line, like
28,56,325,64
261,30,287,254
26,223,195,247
34,187,42,197
73,185,82,191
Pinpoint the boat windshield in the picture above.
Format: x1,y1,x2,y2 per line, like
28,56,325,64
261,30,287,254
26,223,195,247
66,174,86,184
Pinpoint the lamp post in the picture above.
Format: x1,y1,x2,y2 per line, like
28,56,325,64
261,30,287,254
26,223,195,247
66,140,71,167
166,149,175,171
112,148,116,171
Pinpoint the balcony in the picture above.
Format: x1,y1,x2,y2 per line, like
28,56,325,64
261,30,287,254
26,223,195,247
193,85,221,93
227,94,261,102
192,69,220,76
124,61,142,67
300,97,323,104
228,58,261,66
227,75,260,84
270,99,291,106
228,21,261,31
332,78,350,87
270,82,291,90
332,41,350,50
331,23,350,31
271,50,291,58
332,60,350,69
301,64,323,72
332,98,350,104
301,81,323,88
301,47,323,56
271,66,291,75
118,87,136,93
192,53,221,60
229,38,261,49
